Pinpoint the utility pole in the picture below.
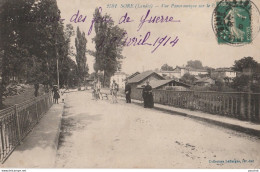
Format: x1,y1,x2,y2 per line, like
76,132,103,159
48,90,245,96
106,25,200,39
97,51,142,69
57,58,59,90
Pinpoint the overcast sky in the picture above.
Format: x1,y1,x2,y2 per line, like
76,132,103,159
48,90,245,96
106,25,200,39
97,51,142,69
57,0,260,74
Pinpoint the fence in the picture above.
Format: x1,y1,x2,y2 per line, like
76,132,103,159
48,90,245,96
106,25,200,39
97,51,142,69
0,92,53,163
131,88,260,122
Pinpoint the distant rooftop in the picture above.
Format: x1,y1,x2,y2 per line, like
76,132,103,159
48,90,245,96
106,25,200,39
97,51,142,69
215,68,235,72
128,71,163,84
137,79,190,89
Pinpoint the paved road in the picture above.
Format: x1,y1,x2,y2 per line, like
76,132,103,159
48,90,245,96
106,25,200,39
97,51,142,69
55,91,260,168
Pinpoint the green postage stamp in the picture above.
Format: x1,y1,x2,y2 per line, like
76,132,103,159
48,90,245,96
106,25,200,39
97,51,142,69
213,0,252,45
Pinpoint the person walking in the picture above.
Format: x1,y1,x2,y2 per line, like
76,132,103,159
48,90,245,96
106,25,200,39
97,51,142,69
125,80,131,103
96,79,102,100
142,81,154,108
52,85,60,104
34,83,39,97
110,80,119,103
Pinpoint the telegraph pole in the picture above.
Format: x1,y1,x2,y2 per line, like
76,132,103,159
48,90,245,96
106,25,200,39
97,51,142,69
57,58,59,90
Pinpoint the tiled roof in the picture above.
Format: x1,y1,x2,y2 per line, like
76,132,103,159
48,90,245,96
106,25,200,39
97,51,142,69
128,71,164,84
137,79,190,89
127,72,140,80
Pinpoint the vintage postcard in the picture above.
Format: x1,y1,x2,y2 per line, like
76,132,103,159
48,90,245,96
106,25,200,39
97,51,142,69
0,0,260,169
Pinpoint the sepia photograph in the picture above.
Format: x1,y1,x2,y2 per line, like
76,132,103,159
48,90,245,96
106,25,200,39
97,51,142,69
0,0,260,170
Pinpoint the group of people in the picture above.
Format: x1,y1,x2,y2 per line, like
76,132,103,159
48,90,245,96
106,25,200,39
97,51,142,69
92,78,154,108
51,79,154,108
92,80,102,100
125,80,154,108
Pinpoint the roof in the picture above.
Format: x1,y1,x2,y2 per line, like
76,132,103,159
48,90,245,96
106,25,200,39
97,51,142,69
137,79,190,89
149,80,174,89
215,68,235,72
158,70,179,73
127,72,140,80
128,71,164,84
174,66,207,72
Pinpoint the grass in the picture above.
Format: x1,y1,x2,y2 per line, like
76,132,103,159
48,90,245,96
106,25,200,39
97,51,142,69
3,85,45,108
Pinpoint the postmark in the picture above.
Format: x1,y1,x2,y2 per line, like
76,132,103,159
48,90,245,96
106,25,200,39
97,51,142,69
212,0,260,45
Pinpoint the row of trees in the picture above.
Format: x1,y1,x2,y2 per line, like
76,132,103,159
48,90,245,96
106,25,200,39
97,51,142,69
0,0,89,108
0,1,126,108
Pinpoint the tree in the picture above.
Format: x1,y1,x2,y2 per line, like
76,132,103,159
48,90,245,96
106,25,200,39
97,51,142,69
0,0,67,108
186,60,203,69
231,57,260,92
232,57,258,72
231,75,250,91
180,73,196,85
161,64,174,71
75,27,88,84
92,8,126,87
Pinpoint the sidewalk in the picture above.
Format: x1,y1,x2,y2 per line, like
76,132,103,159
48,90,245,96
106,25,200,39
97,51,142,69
2,103,64,168
118,96,260,137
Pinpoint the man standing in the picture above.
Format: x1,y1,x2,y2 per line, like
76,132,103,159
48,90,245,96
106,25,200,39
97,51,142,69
110,80,119,103
125,80,131,103
142,81,154,108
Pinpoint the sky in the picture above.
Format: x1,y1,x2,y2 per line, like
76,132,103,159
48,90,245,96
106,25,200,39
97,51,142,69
56,0,260,75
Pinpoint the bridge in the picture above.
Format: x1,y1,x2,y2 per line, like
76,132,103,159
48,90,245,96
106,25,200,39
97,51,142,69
1,90,260,168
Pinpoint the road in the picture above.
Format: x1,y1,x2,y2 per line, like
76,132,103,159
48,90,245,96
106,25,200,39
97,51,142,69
55,91,260,168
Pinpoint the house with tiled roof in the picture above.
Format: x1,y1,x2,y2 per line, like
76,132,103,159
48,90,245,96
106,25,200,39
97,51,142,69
128,71,165,99
137,79,191,89
128,70,164,86
129,71,192,99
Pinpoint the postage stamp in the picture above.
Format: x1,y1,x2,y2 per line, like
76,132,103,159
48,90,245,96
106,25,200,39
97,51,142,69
213,0,252,45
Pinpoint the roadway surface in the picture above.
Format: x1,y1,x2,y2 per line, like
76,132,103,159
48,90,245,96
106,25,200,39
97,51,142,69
55,91,260,168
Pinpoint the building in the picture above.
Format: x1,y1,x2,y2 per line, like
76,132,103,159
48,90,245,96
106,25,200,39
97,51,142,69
126,72,140,80
110,72,128,89
187,67,208,76
157,70,179,79
128,71,165,89
213,68,237,78
127,71,164,100
137,79,190,90
172,66,208,79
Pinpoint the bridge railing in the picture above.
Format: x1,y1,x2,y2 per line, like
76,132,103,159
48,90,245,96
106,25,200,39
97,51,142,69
0,92,53,163
131,88,260,122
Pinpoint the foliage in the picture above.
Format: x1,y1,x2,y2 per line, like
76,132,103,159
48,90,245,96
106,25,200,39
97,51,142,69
75,27,88,83
232,57,258,72
231,75,250,91
231,57,260,92
186,60,203,69
92,8,126,87
180,73,196,85
0,0,70,108
161,64,174,71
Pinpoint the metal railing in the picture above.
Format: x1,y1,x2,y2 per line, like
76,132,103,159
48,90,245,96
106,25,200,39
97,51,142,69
131,88,260,123
0,92,53,163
